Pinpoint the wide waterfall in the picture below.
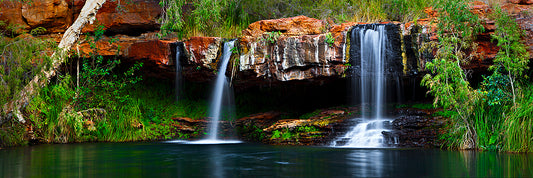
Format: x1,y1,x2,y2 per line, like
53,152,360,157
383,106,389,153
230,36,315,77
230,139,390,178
332,24,396,148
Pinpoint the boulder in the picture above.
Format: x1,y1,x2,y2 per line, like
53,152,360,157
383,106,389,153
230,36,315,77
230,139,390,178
74,0,161,35
242,15,326,37
1,0,161,35
21,0,71,33
0,1,29,33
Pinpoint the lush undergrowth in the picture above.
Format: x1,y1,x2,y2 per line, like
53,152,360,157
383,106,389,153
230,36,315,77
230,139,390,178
0,22,56,147
423,0,532,152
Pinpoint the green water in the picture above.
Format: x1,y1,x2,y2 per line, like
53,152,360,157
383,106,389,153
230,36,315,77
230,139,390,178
1,142,532,177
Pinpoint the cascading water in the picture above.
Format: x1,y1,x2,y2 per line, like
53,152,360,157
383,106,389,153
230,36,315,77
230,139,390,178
191,40,240,144
175,43,182,102
332,24,395,148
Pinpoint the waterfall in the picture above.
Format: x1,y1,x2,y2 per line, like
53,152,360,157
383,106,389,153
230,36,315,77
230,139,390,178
175,43,182,102
333,24,395,148
205,40,237,141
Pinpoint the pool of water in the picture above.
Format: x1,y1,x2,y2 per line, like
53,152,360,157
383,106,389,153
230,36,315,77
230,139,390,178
1,142,532,177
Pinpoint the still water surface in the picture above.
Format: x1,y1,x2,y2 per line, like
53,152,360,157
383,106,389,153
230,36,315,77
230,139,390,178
1,142,532,177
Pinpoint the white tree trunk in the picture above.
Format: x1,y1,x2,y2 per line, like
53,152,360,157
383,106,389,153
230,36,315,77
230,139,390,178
1,0,107,125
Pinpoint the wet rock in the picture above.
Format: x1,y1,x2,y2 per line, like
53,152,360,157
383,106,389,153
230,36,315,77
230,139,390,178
385,108,446,148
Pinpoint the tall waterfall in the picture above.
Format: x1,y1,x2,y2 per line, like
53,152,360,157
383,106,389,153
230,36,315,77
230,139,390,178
175,43,183,102
204,40,238,142
333,24,395,148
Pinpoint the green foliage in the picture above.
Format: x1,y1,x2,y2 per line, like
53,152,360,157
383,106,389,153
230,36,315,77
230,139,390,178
412,103,435,110
263,31,282,44
422,0,484,149
158,0,186,38
325,32,335,47
30,27,47,36
159,0,249,38
76,25,143,111
490,6,530,106
0,20,26,36
0,120,28,147
26,75,77,142
271,130,282,139
480,72,512,106
504,86,533,152
281,130,294,140
0,29,55,110
425,2,532,152
433,110,455,118
297,126,318,133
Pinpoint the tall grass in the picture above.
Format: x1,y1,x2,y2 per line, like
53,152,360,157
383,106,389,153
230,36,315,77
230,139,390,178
504,86,533,152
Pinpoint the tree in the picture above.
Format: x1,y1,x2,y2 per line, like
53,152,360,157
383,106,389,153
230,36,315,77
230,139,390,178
421,0,484,149
490,6,529,107
1,0,107,125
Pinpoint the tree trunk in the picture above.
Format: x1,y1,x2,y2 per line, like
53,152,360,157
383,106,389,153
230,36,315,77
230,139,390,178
1,0,107,125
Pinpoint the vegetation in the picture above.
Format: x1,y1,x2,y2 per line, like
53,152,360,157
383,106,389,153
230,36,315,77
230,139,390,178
423,1,532,152
158,0,439,38
0,21,56,146
0,24,211,147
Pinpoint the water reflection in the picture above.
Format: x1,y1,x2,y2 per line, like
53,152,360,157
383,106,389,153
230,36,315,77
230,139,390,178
1,143,532,177
210,145,223,178
347,150,384,177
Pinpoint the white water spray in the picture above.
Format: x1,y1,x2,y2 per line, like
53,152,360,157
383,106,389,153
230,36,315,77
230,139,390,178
333,25,393,148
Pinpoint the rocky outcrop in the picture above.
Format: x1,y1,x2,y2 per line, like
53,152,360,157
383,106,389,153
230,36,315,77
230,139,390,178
235,16,350,83
0,0,161,34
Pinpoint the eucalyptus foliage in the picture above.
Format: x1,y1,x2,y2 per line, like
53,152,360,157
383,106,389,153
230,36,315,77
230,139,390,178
422,0,484,149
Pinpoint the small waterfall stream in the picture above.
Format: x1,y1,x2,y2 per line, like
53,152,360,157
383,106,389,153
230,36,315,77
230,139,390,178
190,40,240,144
206,40,235,140
175,43,182,102
332,24,394,148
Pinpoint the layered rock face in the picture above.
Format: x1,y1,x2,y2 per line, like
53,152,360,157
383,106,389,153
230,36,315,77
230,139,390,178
237,16,348,82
